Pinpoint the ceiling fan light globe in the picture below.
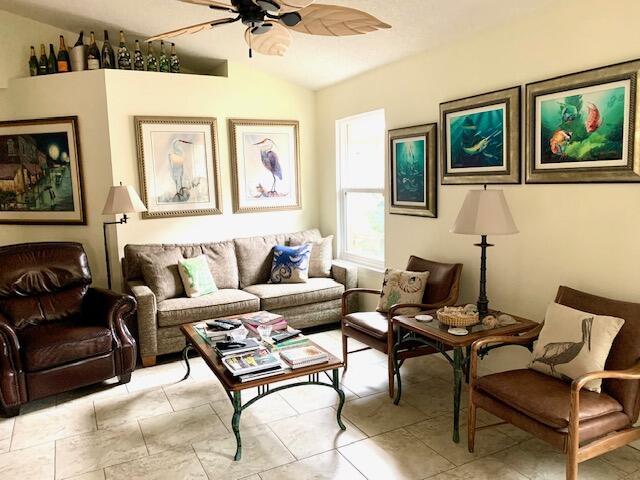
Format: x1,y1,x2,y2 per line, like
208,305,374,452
280,11,302,27
255,0,280,12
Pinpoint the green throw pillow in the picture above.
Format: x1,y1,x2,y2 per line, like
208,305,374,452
178,255,218,298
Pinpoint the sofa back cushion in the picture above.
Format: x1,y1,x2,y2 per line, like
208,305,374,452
0,242,91,328
202,241,239,289
234,233,287,288
140,249,185,302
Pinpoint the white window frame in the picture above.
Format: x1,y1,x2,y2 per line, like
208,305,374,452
336,109,385,270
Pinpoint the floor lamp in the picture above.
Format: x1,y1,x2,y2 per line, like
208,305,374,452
102,183,147,290
451,186,518,319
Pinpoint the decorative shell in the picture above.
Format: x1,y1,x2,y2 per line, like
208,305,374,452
463,304,478,314
482,315,499,328
498,314,516,326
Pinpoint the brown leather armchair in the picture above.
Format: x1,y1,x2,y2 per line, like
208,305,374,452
0,242,137,417
469,286,640,480
341,255,463,397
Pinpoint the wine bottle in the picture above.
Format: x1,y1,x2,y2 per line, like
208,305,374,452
38,44,48,75
87,31,101,70
47,44,58,74
101,30,116,69
117,31,132,70
29,46,38,76
133,40,145,71
145,42,158,72
169,43,180,73
57,36,70,72
74,31,84,47
158,40,170,73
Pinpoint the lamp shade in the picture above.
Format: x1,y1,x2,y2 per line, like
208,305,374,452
102,184,147,215
451,189,518,235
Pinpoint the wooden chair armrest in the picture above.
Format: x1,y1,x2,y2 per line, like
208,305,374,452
572,362,640,393
341,288,382,316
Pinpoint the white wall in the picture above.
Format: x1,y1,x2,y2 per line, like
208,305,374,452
316,0,640,369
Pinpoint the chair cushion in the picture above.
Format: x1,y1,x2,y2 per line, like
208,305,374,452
157,289,260,327
405,256,459,305
344,311,389,340
243,278,344,310
19,321,113,372
476,369,624,429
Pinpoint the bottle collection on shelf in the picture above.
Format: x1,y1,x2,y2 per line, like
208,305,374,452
29,30,180,76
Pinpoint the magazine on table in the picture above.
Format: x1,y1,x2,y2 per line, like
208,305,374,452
222,348,281,376
214,338,261,357
280,345,328,366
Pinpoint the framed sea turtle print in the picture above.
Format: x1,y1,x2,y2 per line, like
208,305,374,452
526,59,640,183
229,119,301,213
388,123,437,218
135,116,222,218
440,86,520,185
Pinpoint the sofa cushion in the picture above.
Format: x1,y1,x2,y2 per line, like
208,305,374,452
140,249,185,302
243,278,344,310
19,321,113,372
344,311,389,340
202,240,239,289
290,235,333,278
157,289,260,327
476,369,623,429
234,234,287,288
287,228,322,245
269,244,311,284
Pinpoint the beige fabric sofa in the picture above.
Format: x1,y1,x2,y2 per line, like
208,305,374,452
123,229,358,366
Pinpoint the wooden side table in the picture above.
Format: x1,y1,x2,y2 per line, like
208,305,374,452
391,311,537,443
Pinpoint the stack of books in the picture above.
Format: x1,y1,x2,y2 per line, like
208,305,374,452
222,348,286,382
280,345,329,369
194,322,243,344
214,338,261,357
263,333,310,352
239,311,288,334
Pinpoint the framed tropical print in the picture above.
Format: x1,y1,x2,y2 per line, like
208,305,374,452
388,123,437,218
0,116,85,225
229,119,301,213
526,59,640,183
440,86,520,184
135,116,222,218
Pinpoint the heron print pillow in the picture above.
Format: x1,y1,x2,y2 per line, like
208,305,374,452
376,269,429,315
529,302,625,392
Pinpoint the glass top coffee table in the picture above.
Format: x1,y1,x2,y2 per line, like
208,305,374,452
180,322,346,461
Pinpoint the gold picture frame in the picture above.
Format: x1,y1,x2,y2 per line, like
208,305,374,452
229,118,301,214
134,116,222,219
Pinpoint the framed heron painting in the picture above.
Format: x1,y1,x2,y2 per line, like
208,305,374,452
229,119,301,213
388,123,437,218
134,116,222,219
440,86,521,185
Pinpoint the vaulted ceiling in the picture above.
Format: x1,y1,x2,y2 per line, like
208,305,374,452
1,0,555,90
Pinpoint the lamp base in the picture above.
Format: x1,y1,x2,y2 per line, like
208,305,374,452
474,235,494,320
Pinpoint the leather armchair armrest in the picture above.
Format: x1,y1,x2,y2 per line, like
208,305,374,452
0,312,25,410
341,288,382,316
83,288,137,346
0,313,22,372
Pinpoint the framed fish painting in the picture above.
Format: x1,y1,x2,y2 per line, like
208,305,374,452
440,86,521,184
526,59,640,183
388,123,437,218
135,116,222,218
229,119,301,213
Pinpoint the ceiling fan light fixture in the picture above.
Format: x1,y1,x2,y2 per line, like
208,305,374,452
255,0,280,12
280,11,302,27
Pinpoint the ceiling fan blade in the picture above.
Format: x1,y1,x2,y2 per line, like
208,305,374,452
178,0,235,10
244,23,292,56
288,4,391,36
147,17,238,42
278,0,315,13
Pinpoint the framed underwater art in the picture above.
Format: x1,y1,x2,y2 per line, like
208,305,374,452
440,86,521,185
229,118,301,213
135,116,222,219
0,116,86,225
388,123,437,218
526,59,640,183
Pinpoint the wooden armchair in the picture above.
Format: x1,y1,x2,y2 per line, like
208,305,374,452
341,255,462,397
469,286,640,480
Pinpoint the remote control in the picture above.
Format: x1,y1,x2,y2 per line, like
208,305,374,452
206,320,235,331
273,330,302,343
217,318,242,327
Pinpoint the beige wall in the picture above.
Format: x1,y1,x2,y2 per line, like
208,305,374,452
316,0,640,368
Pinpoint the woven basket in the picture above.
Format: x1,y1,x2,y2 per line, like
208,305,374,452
436,308,479,327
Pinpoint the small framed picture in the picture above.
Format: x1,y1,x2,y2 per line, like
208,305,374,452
135,116,222,218
229,119,301,213
388,123,437,218
0,116,85,225
526,59,640,183
440,86,521,185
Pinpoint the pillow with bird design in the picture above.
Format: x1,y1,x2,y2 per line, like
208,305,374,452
268,244,312,284
529,302,625,392
376,269,429,315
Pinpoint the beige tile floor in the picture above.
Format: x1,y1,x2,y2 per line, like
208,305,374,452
1,328,639,479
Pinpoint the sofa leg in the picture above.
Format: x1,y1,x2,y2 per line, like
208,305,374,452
142,356,157,367
468,402,477,453
2,405,20,418
118,373,132,384
342,335,348,370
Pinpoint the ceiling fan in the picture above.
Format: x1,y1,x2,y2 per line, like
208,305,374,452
147,0,391,57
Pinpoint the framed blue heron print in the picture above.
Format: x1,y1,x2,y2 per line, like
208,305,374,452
135,116,222,218
229,119,301,213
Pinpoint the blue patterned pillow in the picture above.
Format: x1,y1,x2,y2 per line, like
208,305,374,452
269,244,311,284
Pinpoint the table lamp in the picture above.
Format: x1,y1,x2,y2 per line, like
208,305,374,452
451,186,518,319
102,183,147,289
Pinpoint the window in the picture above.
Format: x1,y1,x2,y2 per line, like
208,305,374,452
336,109,385,268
